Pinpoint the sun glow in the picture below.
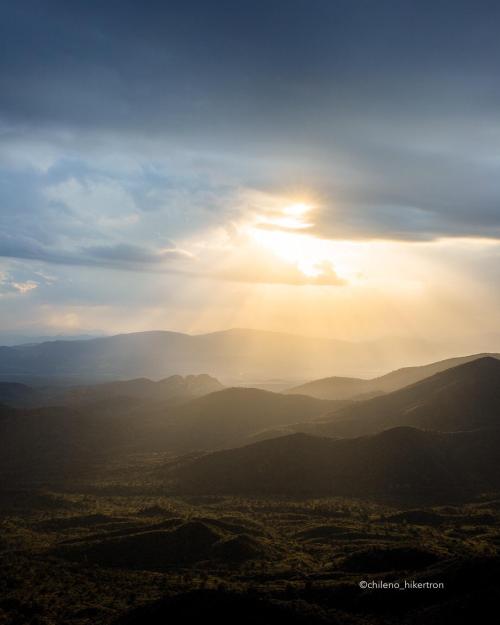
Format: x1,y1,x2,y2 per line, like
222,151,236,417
249,227,361,280
246,200,360,282
258,202,314,230
283,202,310,216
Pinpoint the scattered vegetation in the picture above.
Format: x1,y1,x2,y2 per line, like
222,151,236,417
1,466,499,624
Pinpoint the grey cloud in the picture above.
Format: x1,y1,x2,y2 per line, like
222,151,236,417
1,0,500,244
82,243,187,265
0,233,189,272
302,129,500,241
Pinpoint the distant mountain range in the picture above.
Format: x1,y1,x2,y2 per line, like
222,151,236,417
286,353,500,400
0,328,455,383
0,332,103,346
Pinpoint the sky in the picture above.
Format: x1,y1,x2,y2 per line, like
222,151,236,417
1,0,500,352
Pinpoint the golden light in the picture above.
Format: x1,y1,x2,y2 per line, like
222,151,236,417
259,201,314,230
282,202,311,217
245,200,360,282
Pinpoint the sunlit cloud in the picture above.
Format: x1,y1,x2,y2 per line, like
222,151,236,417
0,271,39,297
258,202,314,230
174,193,346,286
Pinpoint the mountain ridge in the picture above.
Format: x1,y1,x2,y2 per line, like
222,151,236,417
170,425,500,501
0,374,223,409
286,352,500,400
310,356,500,438
0,328,455,383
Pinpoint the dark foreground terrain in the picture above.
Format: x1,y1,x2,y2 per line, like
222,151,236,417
1,355,500,624
1,459,499,625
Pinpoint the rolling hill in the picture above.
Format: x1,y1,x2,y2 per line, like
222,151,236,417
310,356,500,438
140,387,345,452
3,355,500,484
0,386,344,480
0,374,223,409
56,518,279,571
0,381,43,408
58,374,223,406
286,353,500,400
0,403,123,480
171,426,500,501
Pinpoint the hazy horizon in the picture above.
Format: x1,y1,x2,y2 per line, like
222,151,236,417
2,324,500,374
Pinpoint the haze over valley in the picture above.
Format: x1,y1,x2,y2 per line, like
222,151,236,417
0,327,485,385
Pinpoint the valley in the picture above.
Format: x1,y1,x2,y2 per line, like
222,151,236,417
1,340,499,624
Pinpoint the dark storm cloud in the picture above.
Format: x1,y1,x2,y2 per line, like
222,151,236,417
1,0,500,243
4,0,500,130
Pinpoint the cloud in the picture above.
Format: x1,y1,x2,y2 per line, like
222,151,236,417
206,238,346,287
218,262,345,286
81,242,191,266
10,280,38,294
1,0,500,344
1,0,499,245
0,233,191,272
43,176,139,227
0,271,38,297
